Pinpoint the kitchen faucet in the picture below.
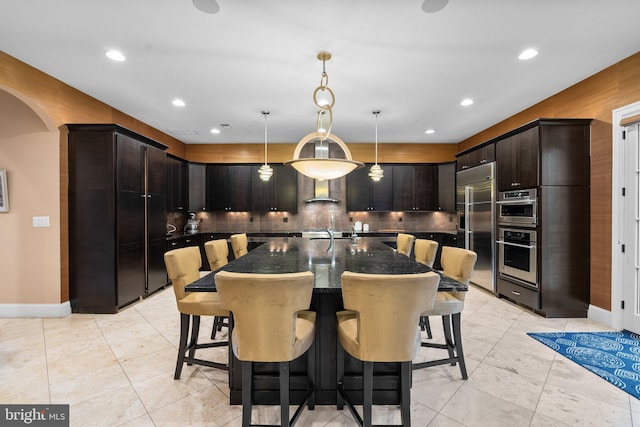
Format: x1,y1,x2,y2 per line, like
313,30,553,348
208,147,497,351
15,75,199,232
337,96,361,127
350,224,358,244
326,213,335,251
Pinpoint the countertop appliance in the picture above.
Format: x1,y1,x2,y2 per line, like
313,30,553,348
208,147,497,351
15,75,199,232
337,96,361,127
456,162,496,292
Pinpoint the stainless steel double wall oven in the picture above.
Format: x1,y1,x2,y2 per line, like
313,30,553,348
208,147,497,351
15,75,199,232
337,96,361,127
496,189,538,289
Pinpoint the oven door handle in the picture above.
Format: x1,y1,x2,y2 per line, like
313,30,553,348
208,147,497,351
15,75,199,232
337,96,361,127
496,240,536,250
496,200,535,205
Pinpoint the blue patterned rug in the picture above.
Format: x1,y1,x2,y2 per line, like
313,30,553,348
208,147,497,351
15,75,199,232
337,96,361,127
527,330,640,400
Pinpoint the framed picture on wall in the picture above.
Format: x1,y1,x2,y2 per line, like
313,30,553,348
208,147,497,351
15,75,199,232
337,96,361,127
0,169,8,212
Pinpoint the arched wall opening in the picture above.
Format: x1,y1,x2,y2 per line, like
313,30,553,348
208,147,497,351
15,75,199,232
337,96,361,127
0,86,68,316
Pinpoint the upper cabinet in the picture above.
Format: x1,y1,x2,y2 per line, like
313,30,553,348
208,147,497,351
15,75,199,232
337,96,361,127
392,164,437,211
456,143,495,171
167,155,188,212
496,127,539,191
188,163,207,212
206,164,252,212
346,164,393,211
495,119,591,191
437,162,456,211
251,164,298,212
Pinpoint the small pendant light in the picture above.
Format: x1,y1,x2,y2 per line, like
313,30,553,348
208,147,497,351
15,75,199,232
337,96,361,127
258,111,273,181
369,110,384,182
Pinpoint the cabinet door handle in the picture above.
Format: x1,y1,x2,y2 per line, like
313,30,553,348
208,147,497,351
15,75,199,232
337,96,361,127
480,159,486,164
461,165,469,170
511,290,521,296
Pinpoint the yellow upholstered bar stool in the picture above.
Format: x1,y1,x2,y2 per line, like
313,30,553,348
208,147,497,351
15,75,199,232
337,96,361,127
204,239,230,339
215,271,316,427
396,233,415,257
164,246,230,379
337,271,440,427
230,233,249,259
413,246,477,380
415,238,440,339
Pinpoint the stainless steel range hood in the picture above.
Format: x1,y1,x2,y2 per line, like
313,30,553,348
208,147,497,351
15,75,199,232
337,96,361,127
304,142,340,203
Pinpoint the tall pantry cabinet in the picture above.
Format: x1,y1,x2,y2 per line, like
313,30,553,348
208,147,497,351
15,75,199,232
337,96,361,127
67,124,168,313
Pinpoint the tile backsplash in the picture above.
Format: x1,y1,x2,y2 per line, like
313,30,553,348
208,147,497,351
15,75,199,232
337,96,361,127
166,174,457,234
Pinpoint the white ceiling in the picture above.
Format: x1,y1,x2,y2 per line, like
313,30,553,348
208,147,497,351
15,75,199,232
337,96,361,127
1,0,639,145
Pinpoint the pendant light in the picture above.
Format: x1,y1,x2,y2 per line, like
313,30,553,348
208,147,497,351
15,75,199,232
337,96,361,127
258,111,273,181
369,110,384,182
285,52,364,180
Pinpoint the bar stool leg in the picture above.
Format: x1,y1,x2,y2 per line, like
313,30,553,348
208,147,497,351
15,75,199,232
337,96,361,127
400,361,411,427
452,313,468,380
441,315,456,365
363,361,373,427
242,361,252,427
174,313,190,379
307,341,315,410
280,362,289,427
187,315,201,363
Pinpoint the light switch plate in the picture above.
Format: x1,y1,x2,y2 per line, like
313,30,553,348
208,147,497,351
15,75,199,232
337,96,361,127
33,216,50,227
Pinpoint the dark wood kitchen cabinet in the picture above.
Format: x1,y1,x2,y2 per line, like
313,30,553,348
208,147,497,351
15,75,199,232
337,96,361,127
251,164,298,212
496,126,539,191
167,155,188,212
206,164,252,211
456,143,495,171
67,124,168,313
346,164,393,211
392,164,437,211
496,119,591,191
188,163,207,212
437,162,456,211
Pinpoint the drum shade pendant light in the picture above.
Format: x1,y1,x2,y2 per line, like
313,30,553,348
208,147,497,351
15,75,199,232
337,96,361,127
285,52,363,180
369,110,384,181
258,111,273,181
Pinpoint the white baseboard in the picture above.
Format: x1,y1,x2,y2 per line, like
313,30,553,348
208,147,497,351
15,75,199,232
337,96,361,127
588,304,613,328
0,301,72,318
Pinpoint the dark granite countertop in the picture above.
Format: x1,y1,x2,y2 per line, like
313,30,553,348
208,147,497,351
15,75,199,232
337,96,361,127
185,237,466,294
166,230,456,241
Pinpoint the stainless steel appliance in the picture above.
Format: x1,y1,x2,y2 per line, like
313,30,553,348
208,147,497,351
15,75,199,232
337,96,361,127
496,189,537,227
456,162,495,292
497,227,537,288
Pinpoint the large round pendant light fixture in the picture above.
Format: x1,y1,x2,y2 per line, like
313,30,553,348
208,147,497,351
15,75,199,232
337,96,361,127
284,52,363,180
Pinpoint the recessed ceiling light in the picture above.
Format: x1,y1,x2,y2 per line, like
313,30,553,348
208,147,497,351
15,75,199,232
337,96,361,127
519,48,538,60
210,128,221,134
425,129,436,134
105,50,125,61
460,98,474,106
172,99,186,107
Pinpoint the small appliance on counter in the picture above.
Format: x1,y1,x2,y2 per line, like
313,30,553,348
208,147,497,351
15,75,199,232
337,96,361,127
184,213,199,234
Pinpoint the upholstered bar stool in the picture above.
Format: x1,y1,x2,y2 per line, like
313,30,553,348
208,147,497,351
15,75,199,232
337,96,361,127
204,239,230,339
413,246,477,380
215,271,316,427
396,233,415,257
230,233,249,259
337,271,440,427
415,239,439,338
164,246,229,379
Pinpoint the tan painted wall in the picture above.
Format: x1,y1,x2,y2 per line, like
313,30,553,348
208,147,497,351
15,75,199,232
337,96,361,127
0,90,61,304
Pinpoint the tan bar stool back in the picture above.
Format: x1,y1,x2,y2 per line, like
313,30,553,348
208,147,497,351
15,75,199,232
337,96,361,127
164,246,229,379
337,271,440,427
413,246,477,379
204,239,230,339
215,270,316,427
230,233,249,258
414,238,438,268
396,233,415,257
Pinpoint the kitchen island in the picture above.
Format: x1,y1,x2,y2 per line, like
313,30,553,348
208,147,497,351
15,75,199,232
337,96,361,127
186,237,466,405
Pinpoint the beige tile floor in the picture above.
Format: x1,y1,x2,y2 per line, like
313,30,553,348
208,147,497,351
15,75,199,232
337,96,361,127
1,283,639,427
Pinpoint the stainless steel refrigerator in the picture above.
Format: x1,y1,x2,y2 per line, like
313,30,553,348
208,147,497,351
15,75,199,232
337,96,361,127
456,162,496,293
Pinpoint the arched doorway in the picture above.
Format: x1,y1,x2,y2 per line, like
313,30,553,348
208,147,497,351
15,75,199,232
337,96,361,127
0,86,68,316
